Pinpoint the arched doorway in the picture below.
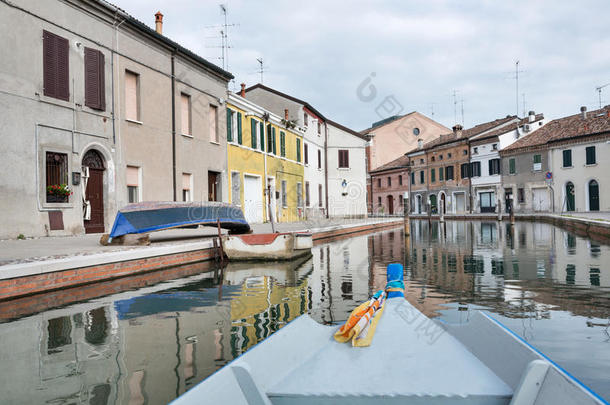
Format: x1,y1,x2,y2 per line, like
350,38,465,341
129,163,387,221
439,192,446,214
429,194,437,214
387,195,394,215
82,150,105,233
588,180,599,211
565,182,575,212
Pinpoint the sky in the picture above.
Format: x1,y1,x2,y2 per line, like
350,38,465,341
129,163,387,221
117,0,610,132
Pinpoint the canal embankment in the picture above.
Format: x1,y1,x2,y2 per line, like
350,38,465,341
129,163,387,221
0,218,403,302
403,212,610,244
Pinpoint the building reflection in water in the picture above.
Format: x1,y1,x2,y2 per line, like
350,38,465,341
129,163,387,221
0,220,608,404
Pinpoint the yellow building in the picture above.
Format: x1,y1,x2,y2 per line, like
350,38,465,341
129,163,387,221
227,93,305,223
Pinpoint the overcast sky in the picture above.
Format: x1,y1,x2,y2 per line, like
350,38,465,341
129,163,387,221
118,0,610,131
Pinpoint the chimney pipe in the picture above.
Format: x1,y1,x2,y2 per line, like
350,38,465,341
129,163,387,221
240,83,246,97
284,109,289,120
452,124,463,137
528,110,535,123
580,106,587,119
155,11,163,35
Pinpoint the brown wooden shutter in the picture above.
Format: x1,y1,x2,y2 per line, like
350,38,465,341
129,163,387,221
85,48,105,110
98,51,105,110
43,31,57,99
56,33,69,101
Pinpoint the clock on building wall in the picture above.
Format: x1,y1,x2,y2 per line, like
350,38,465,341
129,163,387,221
413,128,420,136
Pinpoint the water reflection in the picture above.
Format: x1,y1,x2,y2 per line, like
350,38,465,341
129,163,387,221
0,221,609,404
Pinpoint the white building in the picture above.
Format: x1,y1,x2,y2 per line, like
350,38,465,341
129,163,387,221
549,106,610,213
326,120,368,218
470,112,545,213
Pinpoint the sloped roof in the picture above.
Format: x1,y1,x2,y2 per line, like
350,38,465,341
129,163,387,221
470,114,545,144
370,154,410,174
501,106,610,154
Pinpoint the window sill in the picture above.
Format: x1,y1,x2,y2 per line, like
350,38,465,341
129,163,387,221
126,119,143,125
562,166,573,169
209,140,221,145
337,167,350,170
181,133,194,138
585,163,597,167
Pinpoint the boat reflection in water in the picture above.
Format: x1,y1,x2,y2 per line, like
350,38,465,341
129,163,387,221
0,221,608,404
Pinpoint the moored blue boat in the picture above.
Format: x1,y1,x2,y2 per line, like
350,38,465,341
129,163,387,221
108,201,250,240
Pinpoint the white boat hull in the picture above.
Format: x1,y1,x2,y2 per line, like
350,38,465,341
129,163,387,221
222,233,313,261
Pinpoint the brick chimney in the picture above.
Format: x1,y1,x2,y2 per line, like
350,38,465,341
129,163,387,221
155,11,163,35
452,124,463,137
284,109,289,120
580,106,587,119
240,83,246,97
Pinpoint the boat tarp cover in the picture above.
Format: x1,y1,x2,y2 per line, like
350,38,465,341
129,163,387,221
109,202,250,238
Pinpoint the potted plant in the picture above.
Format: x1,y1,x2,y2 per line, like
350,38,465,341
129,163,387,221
47,183,72,203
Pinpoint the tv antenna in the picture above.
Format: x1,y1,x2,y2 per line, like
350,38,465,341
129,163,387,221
203,4,238,71
596,83,610,109
522,93,526,117
428,102,437,118
460,98,465,126
513,60,525,116
452,90,459,124
256,58,266,84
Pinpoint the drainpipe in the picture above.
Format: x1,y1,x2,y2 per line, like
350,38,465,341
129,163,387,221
171,51,177,201
324,122,329,219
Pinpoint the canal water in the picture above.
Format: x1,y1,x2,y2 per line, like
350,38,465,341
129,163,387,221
0,220,609,404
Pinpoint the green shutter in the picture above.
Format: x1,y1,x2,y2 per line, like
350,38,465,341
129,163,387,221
226,108,232,142
439,167,444,181
431,168,435,183
259,122,265,151
237,112,242,144
509,158,516,174
280,131,286,157
251,118,257,149
272,127,277,154
296,138,301,162
534,154,541,164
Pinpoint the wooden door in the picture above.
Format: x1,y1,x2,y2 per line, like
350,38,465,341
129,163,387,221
589,180,599,211
387,195,394,214
85,168,105,233
208,171,219,201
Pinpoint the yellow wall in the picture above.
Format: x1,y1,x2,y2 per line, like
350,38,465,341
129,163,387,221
227,102,304,223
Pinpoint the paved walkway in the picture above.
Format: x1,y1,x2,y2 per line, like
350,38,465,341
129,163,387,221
0,218,400,266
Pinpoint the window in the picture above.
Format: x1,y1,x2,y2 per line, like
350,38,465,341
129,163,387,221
280,131,286,157
446,165,454,180
413,127,420,136
318,184,323,207
296,138,301,162
266,124,273,152
377,178,381,188
387,177,392,187
410,172,415,185
473,147,478,154
463,149,468,155
562,150,572,167
460,163,470,178
492,143,498,150
182,173,192,202
259,122,265,151
431,156,435,162
518,187,525,203
420,158,424,164
181,93,191,135
317,149,322,169
378,196,382,207
209,105,218,142
297,183,303,208
447,153,452,158
305,181,310,206
304,143,309,164
338,150,349,168
431,168,436,183
84,48,105,110
46,152,69,203
488,159,501,175
439,154,443,160
43,31,70,101
419,170,425,184
226,109,233,142
250,118,257,149
236,112,242,144
126,165,140,203
281,180,287,207
470,161,481,177
509,158,516,174
317,121,321,135
533,154,541,171
304,112,308,126
399,175,403,185
231,172,240,206
586,146,596,165
125,70,139,121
